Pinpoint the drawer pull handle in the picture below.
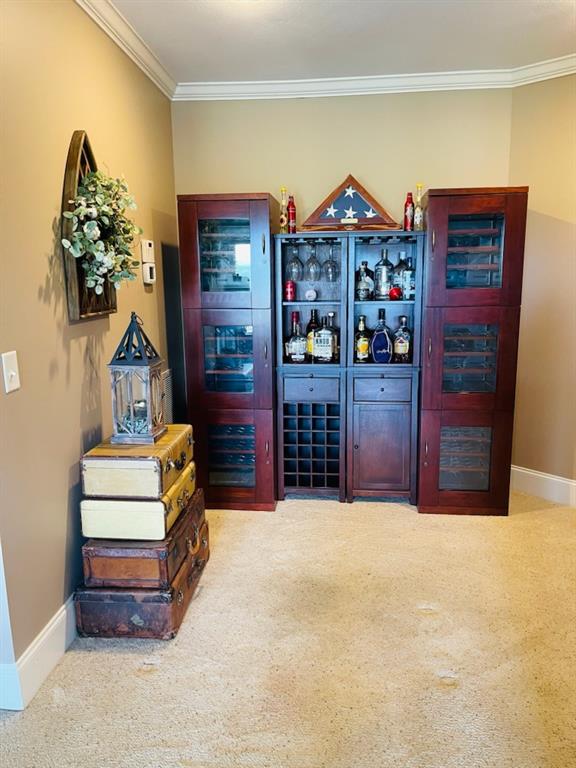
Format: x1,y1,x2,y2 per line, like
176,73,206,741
264,342,268,360
262,233,266,255
380,387,385,392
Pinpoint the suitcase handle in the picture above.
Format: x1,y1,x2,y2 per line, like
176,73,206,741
186,525,200,557
166,451,187,473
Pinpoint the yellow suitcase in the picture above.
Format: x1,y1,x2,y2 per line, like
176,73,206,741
81,462,196,540
81,424,193,499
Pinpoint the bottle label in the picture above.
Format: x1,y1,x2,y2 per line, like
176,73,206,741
289,337,306,362
394,339,409,354
414,207,424,229
314,334,333,361
307,332,315,355
356,338,369,360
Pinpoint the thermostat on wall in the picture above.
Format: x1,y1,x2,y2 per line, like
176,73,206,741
141,240,156,284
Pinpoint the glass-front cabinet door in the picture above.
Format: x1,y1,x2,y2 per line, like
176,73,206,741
184,308,273,409
178,198,273,309
425,191,527,307
194,409,275,510
418,410,513,514
422,306,520,411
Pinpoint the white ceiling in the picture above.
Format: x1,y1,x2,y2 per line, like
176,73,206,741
111,0,575,83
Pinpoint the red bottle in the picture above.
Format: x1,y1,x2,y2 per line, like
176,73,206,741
287,195,296,234
403,192,414,231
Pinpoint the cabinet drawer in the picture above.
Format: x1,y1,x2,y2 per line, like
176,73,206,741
353,377,412,402
283,376,340,402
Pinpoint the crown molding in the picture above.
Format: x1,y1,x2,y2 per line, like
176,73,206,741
73,2,575,103
75,0,176,99
173,55,576,101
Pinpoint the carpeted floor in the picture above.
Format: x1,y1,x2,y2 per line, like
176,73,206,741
1,492,575,768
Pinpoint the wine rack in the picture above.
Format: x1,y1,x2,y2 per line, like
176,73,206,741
282,402,341,491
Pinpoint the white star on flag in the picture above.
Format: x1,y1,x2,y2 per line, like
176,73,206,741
343,206,357,218
364,208,376,218
344,186,356,198
325,204,337,217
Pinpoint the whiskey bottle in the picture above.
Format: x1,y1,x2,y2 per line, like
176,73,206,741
285,311,306,363
414,183,424,231
327,311,340,362
392,315,412,363
313,316,335,363
354,315,372,363
305,309,320,362
402,257,416,300
403,192,414,231
355,263,374,301
370,308,393,364
392,251,408,290
279,187,288,234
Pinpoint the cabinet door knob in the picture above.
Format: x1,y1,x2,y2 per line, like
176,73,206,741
354,444,359,450
309,387,314,392
380,387,385,392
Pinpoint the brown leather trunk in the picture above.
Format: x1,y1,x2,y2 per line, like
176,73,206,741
74,520,209,640
81,488,205,590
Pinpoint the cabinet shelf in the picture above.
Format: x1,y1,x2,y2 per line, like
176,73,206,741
354,300,415,305
447,264,500,271
447,246,500,254
448,228,500,237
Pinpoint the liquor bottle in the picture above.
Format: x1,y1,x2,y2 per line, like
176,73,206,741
402,256,416,300
313,316,335,364
327,311,340,362
279,187,288,234
403,192,414,231
354,315,372,363
287,195,296,234
374,249,393,299
392,251,408,290
285,311,306,363
392,315,412,363
305,309,320,362
413,183,424,231
355,262,374,300
370,308,393,364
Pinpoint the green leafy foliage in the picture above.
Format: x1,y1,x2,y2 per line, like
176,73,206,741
61,171,143,294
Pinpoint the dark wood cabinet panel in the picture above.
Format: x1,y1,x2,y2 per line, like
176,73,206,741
421,305,521,411
424,188,527,308
351,402,411,493
418,409,514,514
192,408,275,511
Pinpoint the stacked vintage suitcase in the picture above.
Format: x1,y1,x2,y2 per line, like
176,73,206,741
74,424,209,639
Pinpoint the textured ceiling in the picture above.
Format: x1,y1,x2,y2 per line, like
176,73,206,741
112,0,576,83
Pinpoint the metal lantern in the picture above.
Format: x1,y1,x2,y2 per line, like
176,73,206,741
108,312,166,444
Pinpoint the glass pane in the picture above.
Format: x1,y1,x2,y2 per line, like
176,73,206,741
203,324,253,393
439,426,492,491
199,217,251,293
443,323,498,393
208,424,255,487
446,214,504,289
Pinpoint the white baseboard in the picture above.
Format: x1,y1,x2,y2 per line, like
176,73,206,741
0,596,77,711
511,465,576,507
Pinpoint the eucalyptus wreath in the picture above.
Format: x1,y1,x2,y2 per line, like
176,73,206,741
61,171,142,294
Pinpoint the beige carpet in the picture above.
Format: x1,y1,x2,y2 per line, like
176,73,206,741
1,492,575,768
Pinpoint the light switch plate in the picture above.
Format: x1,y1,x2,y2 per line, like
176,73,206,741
2,351,21,393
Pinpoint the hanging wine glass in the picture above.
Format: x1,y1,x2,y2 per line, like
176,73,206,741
322,245,339,282
285,246,303,281
304,244,322,281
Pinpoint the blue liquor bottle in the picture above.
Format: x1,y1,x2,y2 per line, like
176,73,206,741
370,308,393,364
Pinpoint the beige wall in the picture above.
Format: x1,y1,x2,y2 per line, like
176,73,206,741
172,90,512,219
510,76,576,480
0,0,177,656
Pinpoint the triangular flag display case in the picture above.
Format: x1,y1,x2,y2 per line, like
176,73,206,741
61,130,117,322
301,174,398,231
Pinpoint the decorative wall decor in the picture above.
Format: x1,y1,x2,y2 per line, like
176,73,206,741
301,174,398,231
61,131,141,321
